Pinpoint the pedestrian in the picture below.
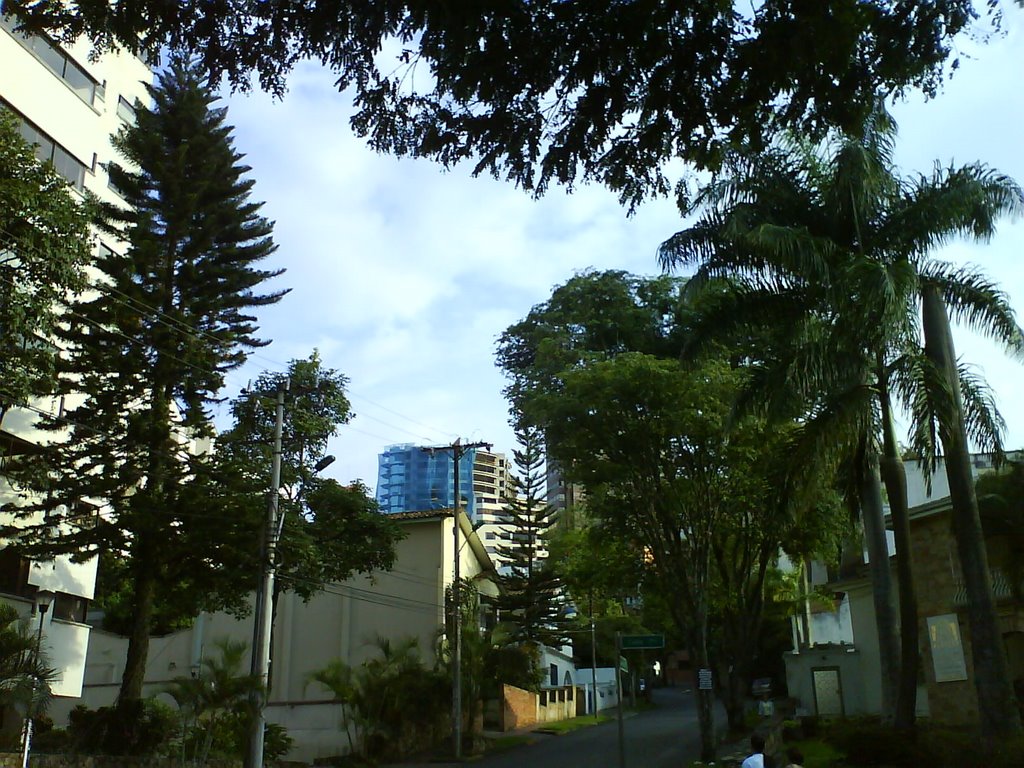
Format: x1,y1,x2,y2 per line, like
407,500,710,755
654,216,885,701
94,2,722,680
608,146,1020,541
741,733,766,768
784,746,804,768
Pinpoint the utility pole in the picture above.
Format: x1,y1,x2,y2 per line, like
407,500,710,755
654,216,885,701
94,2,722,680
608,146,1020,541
590,592,598,720
432,438,490,760
247,379,287,768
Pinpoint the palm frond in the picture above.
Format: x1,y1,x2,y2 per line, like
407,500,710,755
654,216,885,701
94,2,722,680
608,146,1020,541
957,361,1006,457
920,263,1024,356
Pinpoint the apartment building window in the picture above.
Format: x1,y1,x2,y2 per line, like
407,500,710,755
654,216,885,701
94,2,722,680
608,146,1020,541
3,103,87,190
1,15,98,105
116,95,137,125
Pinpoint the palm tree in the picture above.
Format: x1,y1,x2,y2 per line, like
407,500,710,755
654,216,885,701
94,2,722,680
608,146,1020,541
0,603,56,718
165,638,262,766
658,108,1024,740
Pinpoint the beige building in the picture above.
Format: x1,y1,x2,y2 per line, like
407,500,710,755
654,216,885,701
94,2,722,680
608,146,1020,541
0,10,152,698
50,509,497,762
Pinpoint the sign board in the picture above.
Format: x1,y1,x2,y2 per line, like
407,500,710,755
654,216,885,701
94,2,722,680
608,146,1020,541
927,614,968,682
620,634,665,650
697,668,713,690
619,655,629,672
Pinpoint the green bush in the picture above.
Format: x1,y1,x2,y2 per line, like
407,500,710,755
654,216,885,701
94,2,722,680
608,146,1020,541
179,710,293,762
67,699,178,756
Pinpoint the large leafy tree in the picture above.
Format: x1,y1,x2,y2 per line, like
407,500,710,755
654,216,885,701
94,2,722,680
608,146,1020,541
5,1,986,206
3,58,284,709
493,423,568,650
0,110,91,427
499,272,846,758
658,112,1023,739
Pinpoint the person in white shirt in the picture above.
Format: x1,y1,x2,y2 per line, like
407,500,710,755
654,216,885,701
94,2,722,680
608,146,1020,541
741,733,766,768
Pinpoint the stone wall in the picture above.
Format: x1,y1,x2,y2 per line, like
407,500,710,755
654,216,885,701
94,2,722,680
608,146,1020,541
0,757,240,768
911,513,979,726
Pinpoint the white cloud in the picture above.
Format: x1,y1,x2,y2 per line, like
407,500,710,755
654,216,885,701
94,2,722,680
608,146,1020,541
219,15,1024,490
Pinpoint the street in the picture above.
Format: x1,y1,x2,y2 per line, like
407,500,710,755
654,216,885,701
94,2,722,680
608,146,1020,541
475,687,703,768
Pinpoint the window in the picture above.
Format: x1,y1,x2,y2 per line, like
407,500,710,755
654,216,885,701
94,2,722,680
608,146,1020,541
116,95,137,125
550,663,558,688
53,592,88,623
1,15,98,105
3,103,87,190
0,548,32,598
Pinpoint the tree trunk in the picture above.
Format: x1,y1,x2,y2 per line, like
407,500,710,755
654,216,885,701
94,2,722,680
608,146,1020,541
859,447,900,722
118,562,157,705
720,661,746,732
921,285,1022,744
879,387,919,731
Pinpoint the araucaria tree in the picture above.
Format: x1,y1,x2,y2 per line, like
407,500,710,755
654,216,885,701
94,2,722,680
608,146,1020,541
5,58,284,709
0,110,91,425
493,423,567,650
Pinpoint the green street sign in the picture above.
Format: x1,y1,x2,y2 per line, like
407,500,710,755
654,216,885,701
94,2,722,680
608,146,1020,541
619,655,629,672
620,634,664,650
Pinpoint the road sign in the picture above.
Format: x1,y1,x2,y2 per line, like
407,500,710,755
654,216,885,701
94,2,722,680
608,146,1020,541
698,668,713,690
619,655,629,672
620,634,665,650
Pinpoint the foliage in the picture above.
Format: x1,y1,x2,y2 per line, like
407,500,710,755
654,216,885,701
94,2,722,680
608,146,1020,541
546,512,647,618
165,638,265,765
2,56,284,708
66,699,179,756
482,642,543,695
658,106,1023,734
211,353,404,607
0,110,92,424
0,603,56,719
308,636,448,762
6,1,987,207
976,459,1024,597
499,271,848,751
493,423,569,649
90,353,401,640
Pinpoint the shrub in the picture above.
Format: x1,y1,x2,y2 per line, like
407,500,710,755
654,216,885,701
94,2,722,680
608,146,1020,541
67,699,178,755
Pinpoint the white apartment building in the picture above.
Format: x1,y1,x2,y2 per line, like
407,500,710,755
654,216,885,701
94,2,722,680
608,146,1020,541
0,8,152,697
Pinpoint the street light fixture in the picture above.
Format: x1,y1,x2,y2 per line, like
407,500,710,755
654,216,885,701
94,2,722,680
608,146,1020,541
22,589,55,768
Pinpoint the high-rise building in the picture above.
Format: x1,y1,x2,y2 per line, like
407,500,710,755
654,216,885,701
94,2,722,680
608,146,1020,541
376,444,481,518
1,6,152,698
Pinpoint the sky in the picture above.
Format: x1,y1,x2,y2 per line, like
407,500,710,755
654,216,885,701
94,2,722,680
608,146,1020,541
213,10,1024,493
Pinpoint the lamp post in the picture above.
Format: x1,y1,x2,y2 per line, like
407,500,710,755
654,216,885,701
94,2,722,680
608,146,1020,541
22,589,54,768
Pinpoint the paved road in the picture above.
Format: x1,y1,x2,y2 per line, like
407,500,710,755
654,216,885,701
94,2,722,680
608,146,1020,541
475,687,703,768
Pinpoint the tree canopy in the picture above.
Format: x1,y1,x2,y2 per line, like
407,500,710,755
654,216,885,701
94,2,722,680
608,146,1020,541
4,0,992,207
0,110,92,425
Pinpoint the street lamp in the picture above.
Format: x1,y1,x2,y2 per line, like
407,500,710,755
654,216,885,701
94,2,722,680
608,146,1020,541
22,589,55,768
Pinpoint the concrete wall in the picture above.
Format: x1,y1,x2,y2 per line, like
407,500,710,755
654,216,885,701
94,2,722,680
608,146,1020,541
50,514,493,762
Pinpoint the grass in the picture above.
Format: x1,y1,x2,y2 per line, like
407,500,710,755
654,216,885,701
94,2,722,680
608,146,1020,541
536,713,614,734
787,738,844,768
484,734,534,753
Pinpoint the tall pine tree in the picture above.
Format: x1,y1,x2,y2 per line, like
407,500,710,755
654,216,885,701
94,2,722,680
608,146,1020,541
493,424,568,651
4,57,284,710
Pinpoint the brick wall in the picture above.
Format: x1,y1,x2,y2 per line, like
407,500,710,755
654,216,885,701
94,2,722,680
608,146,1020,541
502,683,537,730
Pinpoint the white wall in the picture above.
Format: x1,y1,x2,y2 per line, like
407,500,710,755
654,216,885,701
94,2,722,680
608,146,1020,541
51,513,495,762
